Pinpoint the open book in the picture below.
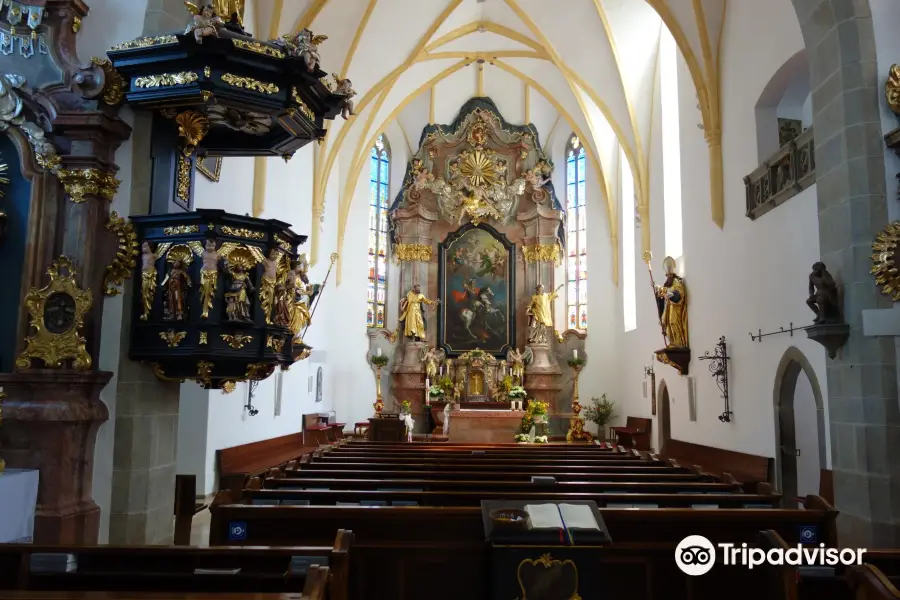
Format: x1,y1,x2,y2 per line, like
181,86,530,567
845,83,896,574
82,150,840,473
524,503,600,532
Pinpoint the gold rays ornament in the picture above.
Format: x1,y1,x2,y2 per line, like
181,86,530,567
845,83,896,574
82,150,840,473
872,221,900,300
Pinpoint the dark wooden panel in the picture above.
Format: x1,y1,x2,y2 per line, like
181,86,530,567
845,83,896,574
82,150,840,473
662,439,771,486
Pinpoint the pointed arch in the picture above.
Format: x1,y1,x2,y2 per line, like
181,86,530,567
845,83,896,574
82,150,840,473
564,132,588,330
366,133,390,328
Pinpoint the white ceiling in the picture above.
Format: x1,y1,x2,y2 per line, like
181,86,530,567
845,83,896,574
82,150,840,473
254,0,727,263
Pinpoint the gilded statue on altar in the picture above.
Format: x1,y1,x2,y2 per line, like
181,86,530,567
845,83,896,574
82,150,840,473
526,283,563,344
399,284,439,341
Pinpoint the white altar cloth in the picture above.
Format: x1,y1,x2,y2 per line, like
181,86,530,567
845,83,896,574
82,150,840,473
0,469,39,543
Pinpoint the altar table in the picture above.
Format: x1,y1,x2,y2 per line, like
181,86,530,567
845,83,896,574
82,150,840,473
0,469,39,543
448,409,525,443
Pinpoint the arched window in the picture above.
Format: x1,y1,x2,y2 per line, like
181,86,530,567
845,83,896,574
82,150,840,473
565,134,588,330
367,134,390,328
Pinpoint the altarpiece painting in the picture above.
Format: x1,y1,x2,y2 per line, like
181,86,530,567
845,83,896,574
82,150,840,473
438,224,515,356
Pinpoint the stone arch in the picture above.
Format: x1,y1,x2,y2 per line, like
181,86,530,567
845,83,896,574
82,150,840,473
657,378,671,455
772,346,826,501
754,48,810,160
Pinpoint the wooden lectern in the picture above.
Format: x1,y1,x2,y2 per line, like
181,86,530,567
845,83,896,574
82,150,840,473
367,415,406,442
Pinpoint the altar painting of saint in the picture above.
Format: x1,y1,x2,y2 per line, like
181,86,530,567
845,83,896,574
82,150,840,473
439,225,514,355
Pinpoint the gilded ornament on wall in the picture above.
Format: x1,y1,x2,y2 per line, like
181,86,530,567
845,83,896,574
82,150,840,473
886,64,900,115
16,257,93,370
394,243,432,262
103,211,139,296
872,221,900,300
521,243,561,265
56,167,120,203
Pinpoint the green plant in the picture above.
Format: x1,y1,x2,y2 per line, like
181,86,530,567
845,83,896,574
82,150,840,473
528,399,549,416
428,385,444,398
567,356,586,368
584,394,616,429
371,354,389,367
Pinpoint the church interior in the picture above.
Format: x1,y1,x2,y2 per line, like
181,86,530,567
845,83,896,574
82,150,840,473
1,0,900,598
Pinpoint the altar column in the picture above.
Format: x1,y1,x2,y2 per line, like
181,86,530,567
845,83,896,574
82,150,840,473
383,204,437,430
519,209,565,436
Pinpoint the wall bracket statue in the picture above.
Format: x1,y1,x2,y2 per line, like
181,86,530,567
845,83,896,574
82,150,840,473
645,253,691,375
805,261,849,359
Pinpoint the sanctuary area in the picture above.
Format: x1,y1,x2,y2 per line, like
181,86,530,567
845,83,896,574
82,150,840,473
1,0,900,598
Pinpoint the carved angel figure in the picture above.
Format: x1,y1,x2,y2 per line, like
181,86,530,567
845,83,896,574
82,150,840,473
140,242,158,321
523,168,550,193
420,347,446,381
0,73,26,127
279,29,327,72
184,2,224,44
410,160,434,193
162,260,191,321
506,347,532,383
332,75,356,120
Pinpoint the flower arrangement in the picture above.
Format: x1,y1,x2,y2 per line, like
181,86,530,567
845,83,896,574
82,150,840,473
514,433,530,443
500,375,514,393
583,394,616,429
533,435,549,444
371,354,389,368
400,400,411,414
508,385,527,400
428,385,444,398
528,400,549,416
567,356,586,369
437,376,454,395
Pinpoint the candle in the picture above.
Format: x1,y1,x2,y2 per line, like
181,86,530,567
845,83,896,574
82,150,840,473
376,347,382,357
573,349,578,359
439,366,443,377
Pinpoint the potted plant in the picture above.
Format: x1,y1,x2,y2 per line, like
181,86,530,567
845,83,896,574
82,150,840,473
508,384,526,410
567,356,586,369
529,399,549,424
428,384,444,400
584,394,616,434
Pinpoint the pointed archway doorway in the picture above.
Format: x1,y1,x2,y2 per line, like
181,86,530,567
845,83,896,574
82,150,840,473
772,347,826,505
658,380,671,455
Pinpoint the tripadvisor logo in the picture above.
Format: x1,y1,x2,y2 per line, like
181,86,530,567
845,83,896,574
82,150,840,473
674,535,866,576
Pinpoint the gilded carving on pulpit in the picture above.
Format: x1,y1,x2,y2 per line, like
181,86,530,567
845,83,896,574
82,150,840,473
438,224,514,355
526,284,563,344
199,239,219,319
260,248,280,324
162,259,191,321
140,242,158,321
399,283,439,341
183,3,225,44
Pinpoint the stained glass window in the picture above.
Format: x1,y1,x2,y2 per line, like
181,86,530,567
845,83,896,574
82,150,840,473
565,134,588,330
367,134,390,328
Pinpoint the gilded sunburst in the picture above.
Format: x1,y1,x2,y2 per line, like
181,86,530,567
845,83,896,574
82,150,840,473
458,148,499,188
871,221,900,300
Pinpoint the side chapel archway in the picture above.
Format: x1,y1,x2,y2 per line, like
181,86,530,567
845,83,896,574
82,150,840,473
658,379,671,455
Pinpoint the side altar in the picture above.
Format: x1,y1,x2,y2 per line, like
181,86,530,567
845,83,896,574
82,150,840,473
365,98,586,441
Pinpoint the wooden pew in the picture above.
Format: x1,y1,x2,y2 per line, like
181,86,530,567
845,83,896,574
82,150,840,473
611,416,653,450
848,565,900,599
263,476,744,494
662,439,771,488
0,590,329,600
239,487,780,508
216,432,316,492
0,532,352,600
277,467,712,482
296,460,684,474
208,498,837,600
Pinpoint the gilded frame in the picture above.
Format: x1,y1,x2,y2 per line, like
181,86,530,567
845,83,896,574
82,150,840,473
196,155,222,182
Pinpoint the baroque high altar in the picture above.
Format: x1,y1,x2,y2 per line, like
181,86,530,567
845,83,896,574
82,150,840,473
369,98,587,442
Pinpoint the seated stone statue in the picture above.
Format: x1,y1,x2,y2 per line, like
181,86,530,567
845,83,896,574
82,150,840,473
807,262,841,324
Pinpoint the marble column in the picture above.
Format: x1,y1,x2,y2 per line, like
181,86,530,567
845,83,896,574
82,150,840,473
388,203,438,430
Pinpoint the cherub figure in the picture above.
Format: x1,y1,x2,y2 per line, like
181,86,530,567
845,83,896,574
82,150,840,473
523,168,550,193
410,160,434,193
333,75,356,120
184,3,224,44
280,29,327,72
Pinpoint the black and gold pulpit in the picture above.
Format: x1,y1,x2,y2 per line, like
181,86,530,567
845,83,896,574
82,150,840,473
481,501,611,600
